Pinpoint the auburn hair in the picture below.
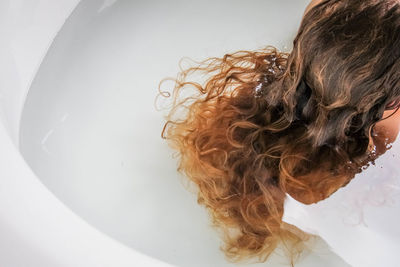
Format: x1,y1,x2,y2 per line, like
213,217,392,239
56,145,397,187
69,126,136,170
156,0,400,264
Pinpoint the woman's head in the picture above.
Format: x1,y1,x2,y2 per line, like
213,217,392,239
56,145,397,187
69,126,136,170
157,0,400,264
279,0,400,149
301,0,400,154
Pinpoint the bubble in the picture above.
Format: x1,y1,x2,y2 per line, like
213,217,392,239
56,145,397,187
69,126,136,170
255,83,263,93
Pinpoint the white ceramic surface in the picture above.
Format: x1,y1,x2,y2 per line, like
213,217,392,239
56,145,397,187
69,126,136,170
0,0,171,266
19,0,351,267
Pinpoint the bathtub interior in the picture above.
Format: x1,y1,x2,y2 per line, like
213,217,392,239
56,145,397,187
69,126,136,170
18,0,356,266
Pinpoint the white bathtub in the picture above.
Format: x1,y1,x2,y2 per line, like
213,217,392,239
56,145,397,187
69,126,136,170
0,0,357,266
0,0,173,266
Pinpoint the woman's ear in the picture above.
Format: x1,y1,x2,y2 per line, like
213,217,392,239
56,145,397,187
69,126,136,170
369,107,400,156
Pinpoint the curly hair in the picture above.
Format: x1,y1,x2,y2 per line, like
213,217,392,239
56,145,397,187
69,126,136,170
155,0,400,264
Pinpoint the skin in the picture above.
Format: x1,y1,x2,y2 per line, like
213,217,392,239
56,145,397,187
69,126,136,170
370,108,400,153
304,0,400,146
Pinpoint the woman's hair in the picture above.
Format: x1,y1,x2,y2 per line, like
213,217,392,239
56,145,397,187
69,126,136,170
156,0,400,264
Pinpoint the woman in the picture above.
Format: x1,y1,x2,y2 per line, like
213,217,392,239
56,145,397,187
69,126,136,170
157,0,400,264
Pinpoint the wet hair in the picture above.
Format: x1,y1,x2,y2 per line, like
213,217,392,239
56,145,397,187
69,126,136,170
156,0,400,264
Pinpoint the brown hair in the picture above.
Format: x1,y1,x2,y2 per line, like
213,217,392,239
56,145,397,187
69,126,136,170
156,0,400,264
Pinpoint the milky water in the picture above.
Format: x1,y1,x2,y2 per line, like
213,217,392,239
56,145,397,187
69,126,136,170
18,0,365,266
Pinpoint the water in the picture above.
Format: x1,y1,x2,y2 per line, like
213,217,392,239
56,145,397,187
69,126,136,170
19,0,350,266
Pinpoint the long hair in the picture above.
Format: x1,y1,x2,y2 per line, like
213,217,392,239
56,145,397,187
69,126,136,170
156,0,400,264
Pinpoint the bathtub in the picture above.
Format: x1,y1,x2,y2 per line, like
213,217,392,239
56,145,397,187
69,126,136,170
0,0,364,266
0,0,172,266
